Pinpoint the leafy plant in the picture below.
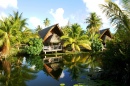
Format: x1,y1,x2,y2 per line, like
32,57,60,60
61,23,91,52
25,38,43,55
91,38,102,52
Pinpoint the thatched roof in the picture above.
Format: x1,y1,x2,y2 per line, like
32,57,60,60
46,33,60,43
43,63,63,80
100,28,112,38
99,28,112,43
38,24,63,42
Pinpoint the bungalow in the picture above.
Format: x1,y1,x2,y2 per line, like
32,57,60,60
38,24,63,53
99,28,112,47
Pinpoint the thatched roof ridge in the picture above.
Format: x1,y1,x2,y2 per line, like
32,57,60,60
38,23,63,41
100,28,112,38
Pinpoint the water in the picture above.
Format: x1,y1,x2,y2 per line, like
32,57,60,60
0,53,102,86
26,70,77,86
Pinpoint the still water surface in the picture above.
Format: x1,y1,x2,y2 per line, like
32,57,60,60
0,53,102,86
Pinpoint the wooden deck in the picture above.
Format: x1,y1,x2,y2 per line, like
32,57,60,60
43,45,62,54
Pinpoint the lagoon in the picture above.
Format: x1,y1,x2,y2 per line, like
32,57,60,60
0,53,108,86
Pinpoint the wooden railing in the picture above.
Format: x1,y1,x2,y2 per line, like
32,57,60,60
43,45,62,50
43,45,62,54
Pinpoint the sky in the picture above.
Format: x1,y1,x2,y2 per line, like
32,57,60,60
0,0,122,33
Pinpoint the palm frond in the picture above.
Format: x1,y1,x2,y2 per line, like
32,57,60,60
80,43,91,50
0,31,5,46
71,43,75,51
75,45,80,51
63,41,71,47
100,1,130,30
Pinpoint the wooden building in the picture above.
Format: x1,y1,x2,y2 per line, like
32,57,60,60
100,28,112,46
38,24,63,53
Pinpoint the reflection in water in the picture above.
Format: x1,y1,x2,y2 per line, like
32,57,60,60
22,57,26,65
0,53,103,86
62,53,102,85
42,53,102,85
43,63,63,80
60,72,65,78
0,57,38,86
43,55,64,80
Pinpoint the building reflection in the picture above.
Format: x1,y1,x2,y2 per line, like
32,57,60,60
43,56,64,80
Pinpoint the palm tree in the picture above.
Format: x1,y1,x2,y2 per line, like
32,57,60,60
9,11,28,46
100,1,130,31
61,24,71,36
100,1,130,42
0,18,13,57
122,0,130,11
85,12,102,33
43,18,50,27
61,23,91,51
21,27,34,44
0,11,28,57
35,25,42,35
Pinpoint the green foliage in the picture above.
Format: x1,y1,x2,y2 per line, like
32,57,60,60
87,33,102,52
26,55,43,71
100,1,130,85
25,38,43,55
85,12,102,33
61,23,91,51
43,18,50,27
101,40,130,85
100,1,130,31
91,38,102,52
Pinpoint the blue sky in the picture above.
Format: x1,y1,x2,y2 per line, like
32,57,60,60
0,0,122,33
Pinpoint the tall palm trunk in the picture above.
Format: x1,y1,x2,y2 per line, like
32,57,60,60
1,33,10,58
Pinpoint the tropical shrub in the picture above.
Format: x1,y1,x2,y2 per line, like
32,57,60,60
25,38,43,55
91,38,102,52
101,40,130,85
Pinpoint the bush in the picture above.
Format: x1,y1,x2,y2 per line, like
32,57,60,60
25,38,43,55
91,39,102,52
101,40,130,85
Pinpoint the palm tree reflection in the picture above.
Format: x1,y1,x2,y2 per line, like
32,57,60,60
0,57,37,86
63,53,102,80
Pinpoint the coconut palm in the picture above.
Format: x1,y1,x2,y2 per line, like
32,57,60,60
43,18,50,27
0,18,13,57
100,1,130,31
85,12,102,33
21,27,34,44
122,0,130,11
0,11,28,57
10,11,28,31
61,24,71,36
61,23,91,51
9,11,28,47
35,25,42,33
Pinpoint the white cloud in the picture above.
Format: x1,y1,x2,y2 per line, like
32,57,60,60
83,0,110,29
49,8,68,26
29,17,44,29
0,0,18,9
0,12,7,20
